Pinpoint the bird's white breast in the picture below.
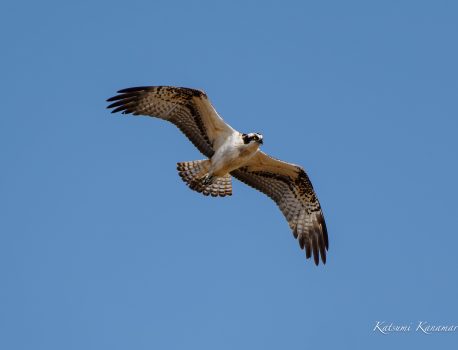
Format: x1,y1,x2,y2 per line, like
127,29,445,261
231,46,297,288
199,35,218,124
209,132,259,176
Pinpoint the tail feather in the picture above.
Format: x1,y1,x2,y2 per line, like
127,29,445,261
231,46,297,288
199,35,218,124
177,160,232,197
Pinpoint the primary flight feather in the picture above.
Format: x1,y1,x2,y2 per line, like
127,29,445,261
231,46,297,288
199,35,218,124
107,86,329,265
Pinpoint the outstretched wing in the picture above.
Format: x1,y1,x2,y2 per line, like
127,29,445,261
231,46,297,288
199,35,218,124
231,151,328,265
107,86,236,157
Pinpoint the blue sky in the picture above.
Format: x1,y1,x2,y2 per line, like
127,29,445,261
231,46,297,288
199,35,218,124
1,0,457,349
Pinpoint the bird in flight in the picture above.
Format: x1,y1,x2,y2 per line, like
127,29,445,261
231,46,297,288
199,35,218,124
107,86,328,265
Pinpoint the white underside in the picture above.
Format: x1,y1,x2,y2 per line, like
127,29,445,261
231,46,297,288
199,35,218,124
209,132,260,176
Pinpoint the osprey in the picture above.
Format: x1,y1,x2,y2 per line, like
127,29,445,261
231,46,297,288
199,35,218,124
107,86,328,265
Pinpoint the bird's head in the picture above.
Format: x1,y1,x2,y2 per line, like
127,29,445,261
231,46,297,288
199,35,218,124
242,132,263,145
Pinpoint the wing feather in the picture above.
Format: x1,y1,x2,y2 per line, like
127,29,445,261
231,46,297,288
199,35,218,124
107,86,235,157
231,151,328,265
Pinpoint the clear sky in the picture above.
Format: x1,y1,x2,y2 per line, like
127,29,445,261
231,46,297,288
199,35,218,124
1,0,457,349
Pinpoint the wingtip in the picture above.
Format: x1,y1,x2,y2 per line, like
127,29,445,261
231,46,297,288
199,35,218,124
106,95,121,102
117,86,150,94
317,214,329,251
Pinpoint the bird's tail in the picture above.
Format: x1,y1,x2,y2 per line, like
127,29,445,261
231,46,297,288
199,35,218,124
177,160,232,197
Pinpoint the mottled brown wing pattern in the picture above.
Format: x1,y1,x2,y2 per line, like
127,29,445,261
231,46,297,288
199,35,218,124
107,86,218,157
231,157,328,265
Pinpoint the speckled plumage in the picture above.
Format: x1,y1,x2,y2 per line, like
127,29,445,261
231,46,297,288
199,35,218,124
107,86,328,265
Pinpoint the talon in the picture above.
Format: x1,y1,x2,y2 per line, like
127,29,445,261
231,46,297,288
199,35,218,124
202,174,214,186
